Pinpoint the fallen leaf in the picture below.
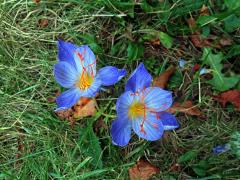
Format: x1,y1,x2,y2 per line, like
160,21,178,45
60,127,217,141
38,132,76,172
200,4,209,16
38,19,48,27
129,159,160,180
73,97,96,118
187,17,197,30
55,96,96,127
187,18,221,49
219,37,233,46
153,66,176,89
166,100,202,116
190,33,221,49
213,90,240,110
55,108,73,120
34,0,41,4
169,163,181,172
149,39,160,46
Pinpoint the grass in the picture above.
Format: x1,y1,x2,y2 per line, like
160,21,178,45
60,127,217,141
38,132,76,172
0,0,240,179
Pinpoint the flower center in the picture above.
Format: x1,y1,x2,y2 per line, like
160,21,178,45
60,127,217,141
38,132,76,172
76,72,93,90
128,101,145,119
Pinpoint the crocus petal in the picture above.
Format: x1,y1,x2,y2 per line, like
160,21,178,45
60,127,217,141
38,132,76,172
55,87,82,111
111,118,132,147
116,91,134,116
212,144,230,154
179,58,186,68
132,112,164,141
98,66,126,86
80,76,102,97
143,87,172,112
125,63,152,92
57,40,82,73
158,112,179,130
74,45,96,77
54,61,79,88
199,68,210,75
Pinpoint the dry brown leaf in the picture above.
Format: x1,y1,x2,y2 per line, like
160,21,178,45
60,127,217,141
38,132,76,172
213,90,240,111
73,97,96,118
190,33,221,49
38,19,48,27
169,163,181,172
187,18,221,49
34,0,41,4
219,37,233,46
153,66,176,89
129,159,160,180
166,100,202,116
200,4,209,16
55,109,73,120
187,17,197,30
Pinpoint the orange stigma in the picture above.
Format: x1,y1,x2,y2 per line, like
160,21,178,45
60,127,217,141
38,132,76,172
76,72,93,90
128,101,145,119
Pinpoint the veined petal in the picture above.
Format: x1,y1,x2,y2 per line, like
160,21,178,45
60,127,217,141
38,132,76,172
111,118,131,147
98,66,126,86
80,76,102,97
116,91,134,117
132,112,164,141
143,87,172,112
74,45,96,77
125,63,152,92
55,87,82,111
54,61,79,88
57,40,82,73
158,112,179,130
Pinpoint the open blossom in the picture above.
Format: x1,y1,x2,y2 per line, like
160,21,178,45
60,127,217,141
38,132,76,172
111,63,179,147
54,40,126,111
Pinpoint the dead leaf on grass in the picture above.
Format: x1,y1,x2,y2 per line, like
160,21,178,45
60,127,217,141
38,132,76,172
33,0,41,4
166,100,202,116
153,66,176,89
219,37,233,46
38,19,48,27
200,4,209,16
129,159,160,180
213,90,240,110
73,97,96,118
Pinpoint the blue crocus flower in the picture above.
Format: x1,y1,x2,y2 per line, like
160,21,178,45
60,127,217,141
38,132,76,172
110,63,179,147
212,144,231,154
54,40,126,111
178,58,186,68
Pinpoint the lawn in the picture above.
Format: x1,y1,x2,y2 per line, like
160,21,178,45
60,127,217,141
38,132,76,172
0,0,240,179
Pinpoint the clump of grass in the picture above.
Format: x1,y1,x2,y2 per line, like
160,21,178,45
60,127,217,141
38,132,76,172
0,0,240,179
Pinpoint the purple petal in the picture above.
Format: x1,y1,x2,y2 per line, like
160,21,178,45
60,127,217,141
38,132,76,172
158,112,179,130
212,144,230,154
116,91,134,116
57,40,82,73
111,118,132,147
98,66,126,86
125,63,152,92
74,45,96,77
55,87,82,111
143,87,172,112
132,112,164,141
54,61,79,88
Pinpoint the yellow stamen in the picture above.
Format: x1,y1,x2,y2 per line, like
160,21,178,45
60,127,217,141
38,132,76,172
128,101,145,119
76,72,93,90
